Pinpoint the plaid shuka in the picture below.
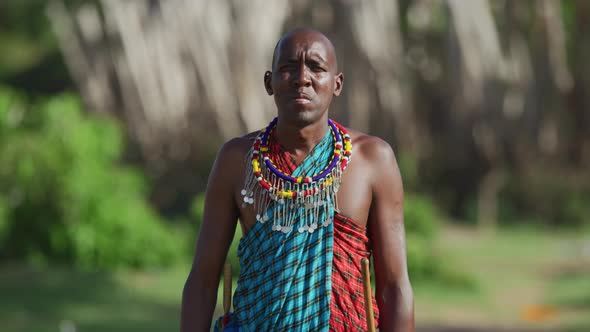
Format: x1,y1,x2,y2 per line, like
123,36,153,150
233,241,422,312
232,124,380,331
330,213,380,331
233,129,335,331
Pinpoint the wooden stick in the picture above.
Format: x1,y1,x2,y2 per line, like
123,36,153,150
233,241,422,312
361,258,376,332
223,263,232,314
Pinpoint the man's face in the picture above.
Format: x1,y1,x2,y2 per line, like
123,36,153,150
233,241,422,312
265,31,343,126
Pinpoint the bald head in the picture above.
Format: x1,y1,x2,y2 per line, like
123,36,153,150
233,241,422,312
271,28,338,72
263,27,343,126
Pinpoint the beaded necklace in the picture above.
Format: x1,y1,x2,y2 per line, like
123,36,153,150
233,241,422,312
241,117,352,233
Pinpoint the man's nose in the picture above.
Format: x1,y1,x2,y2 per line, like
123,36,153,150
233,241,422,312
293,66,311,88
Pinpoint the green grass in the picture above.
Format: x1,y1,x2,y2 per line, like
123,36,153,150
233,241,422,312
0,224,588,331
0,264,190,332
545,262,590,332
414,225,590,331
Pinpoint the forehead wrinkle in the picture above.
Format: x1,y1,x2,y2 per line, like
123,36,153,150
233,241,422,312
279,48,326,64
271,29,338,72
307,45,328,63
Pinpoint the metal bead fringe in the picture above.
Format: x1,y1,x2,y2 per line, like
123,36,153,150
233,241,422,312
241,146,344,234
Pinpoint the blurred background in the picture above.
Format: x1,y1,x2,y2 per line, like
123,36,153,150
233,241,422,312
0,0,589,331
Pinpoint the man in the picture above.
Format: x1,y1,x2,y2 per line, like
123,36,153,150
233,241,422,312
181,28,414,332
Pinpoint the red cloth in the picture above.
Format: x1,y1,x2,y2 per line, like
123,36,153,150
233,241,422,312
269,130,298,173
267,132,379,330
330,213,380,331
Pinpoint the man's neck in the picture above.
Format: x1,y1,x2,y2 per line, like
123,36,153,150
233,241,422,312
275,117,330,158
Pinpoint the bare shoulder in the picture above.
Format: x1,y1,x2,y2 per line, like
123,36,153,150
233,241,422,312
347,128,397,167
210,131,259,189
216,131,258,162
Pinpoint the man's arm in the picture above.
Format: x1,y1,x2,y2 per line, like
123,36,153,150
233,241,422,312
181,139,242,332
366,139,415,332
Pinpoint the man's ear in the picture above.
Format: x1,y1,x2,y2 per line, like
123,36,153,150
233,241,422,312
264,71,273,95
333,72,344,97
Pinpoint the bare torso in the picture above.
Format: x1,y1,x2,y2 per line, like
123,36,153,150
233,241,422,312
182,126,414,331
229,129,376,236
181,26,414,332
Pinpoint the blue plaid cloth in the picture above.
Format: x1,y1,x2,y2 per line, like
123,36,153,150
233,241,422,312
233,129,335,331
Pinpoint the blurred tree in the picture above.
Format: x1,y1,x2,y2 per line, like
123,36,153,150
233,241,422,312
0,0,95,93
0,87,185,269
43,0,590,227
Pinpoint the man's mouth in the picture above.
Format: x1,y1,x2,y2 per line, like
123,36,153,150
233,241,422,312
289,93,312,104
293,98,311,104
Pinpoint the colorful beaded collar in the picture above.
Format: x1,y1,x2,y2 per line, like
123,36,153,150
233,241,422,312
241,117,352,233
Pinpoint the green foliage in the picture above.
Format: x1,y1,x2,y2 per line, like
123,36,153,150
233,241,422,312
397,152,419,191
404,193,475,288
0,87,184,269
404,193,441,282
561,192,590,226
498,172,590,227
404,193,439,240
0,0,96,93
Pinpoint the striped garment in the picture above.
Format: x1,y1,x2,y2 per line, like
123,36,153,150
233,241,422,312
330,213,380,331
226,125,378,331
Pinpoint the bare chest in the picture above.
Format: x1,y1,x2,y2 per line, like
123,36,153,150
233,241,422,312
233,157,372,236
